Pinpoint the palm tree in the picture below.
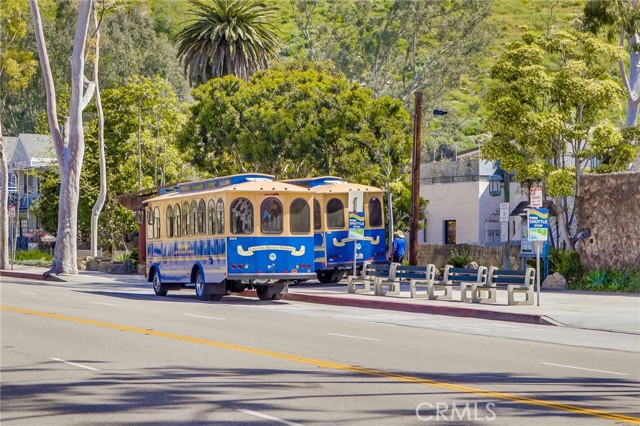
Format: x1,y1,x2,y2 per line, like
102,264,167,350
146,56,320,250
176,0,280,84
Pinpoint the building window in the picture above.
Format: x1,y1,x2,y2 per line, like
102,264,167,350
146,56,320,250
290,198,310,234
368,196,382,227
326,198,345,229
261,197,283,234
444,220,456,244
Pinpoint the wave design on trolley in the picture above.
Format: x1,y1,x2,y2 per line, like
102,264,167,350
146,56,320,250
237,245,306,256
332,236,380,247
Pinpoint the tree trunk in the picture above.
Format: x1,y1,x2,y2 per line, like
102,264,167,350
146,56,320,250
554,196,574,250
90,3,106,258
30,0,94,275
0,121,8,269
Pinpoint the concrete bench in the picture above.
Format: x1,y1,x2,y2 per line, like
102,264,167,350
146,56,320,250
374,264,435,296
466,266,536,305
347,262,395,294
429,265,488,301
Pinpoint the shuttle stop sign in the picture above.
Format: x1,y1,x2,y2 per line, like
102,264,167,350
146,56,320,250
528,208,549,241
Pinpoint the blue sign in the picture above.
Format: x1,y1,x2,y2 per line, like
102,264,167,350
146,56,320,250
348,212,365,240
528,208,549,241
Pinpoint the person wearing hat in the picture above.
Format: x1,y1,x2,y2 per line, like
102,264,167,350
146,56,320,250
390,230,406,263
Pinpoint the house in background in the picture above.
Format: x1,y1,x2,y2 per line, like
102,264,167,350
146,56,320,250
418,148,529,246
2,134,57,249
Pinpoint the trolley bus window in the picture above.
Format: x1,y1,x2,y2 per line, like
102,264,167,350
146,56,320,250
208,199,216,235
261,197,283,234
190,200,197,235
231,197,253,234
216,199,224,234
147,208,154,239
174,204,181,237
313,199,321,230
368,196,383,227
167,204,174,237
197,199,206,234
327,198,345,229
153,206,161,239
182,201,189,236
290,198,310,234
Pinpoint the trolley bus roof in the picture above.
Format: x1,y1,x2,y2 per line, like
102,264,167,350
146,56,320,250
143,180,311,205
310,182,383,194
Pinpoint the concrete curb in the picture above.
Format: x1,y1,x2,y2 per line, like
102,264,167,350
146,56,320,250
283,293,556,326
0,271,67,282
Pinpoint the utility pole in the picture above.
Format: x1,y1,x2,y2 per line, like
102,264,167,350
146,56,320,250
410,91,422,266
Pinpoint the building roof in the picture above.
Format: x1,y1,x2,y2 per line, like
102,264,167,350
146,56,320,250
3,136,18,159
17,134,56,165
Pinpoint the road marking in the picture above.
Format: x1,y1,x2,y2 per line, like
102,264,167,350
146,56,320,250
541,362,628,376
50,358,99,371
326,332,379,341
91,302,116,307
3,305,638,425
237,409,305,426
18,291,39,296
185,314,225,321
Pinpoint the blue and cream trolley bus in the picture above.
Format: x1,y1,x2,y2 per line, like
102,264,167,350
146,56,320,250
144,174,316,300
284,177,387,283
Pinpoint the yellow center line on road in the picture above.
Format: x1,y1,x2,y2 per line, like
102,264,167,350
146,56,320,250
3,305,639,425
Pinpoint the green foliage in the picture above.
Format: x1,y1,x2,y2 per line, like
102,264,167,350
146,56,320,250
549,249,583,285
583,268,640,293
176,0,281,84
448,247,471,268
15,249,53,262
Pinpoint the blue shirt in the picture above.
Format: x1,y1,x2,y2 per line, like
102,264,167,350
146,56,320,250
392,236,406,256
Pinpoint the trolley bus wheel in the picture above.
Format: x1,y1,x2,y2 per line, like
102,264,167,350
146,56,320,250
152,272,168,297
195,270,211,301
256,286,274,301
317,271,333,284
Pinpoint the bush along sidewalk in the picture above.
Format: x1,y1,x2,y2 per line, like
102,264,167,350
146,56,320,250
549,248,640,292
13,249,53,267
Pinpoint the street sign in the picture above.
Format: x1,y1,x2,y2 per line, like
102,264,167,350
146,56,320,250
530,186,543,208
348,212,365,240
499,202,509,223
528,208,549,241
500,221,508,243
8,205,15,218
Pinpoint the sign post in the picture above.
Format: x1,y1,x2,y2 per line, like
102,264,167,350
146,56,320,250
528,207,549,306
499,202,509,243
348,191,365,276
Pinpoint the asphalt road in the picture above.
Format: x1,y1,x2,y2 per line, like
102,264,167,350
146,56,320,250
1,276,639,426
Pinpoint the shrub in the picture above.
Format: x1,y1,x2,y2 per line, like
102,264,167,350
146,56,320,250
15,249,53,262
448,247,471,267
549,249,583,286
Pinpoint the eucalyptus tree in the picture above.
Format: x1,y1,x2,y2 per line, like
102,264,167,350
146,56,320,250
30,0,96,275
583,0,640,127
176,0,281,84
483,29,635,249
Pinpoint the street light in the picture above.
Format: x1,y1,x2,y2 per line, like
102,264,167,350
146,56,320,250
489,166,510,269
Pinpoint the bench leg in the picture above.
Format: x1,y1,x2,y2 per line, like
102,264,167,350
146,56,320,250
471,285,497,304
348,277,372,294
428,284,452,300
375,280,400,296
508,285,533,305
410,280,429,298
460,283,474,303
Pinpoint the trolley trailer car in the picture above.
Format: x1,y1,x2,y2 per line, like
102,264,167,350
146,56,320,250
144,174,316,300
284,177,387,283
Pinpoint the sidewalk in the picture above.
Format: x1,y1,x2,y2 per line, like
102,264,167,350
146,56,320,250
2,266,639,335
